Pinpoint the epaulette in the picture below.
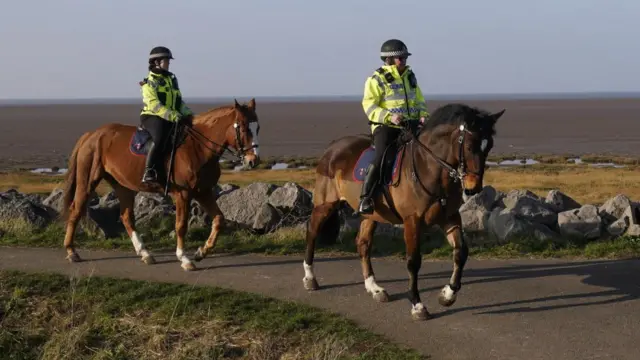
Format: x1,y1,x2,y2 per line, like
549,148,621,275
407,70,417,88
375,67,395,83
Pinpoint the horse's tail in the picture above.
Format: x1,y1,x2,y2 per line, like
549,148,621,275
61,132,91,221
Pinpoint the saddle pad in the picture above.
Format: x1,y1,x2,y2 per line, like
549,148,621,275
352,146,403,185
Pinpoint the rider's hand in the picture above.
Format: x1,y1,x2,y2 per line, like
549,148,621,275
391,114,403,125
178,114,192,124
420,116,426,124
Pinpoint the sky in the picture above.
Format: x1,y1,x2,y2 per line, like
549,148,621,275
1,0,638,100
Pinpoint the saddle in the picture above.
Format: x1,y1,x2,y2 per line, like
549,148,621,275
353,122,420,186
129,124,188,157
353,143,405,186
353,123,421,219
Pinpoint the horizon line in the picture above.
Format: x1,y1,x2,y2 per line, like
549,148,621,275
1,90,640,105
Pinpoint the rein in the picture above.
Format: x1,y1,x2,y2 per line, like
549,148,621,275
182,120,258,162
400,121,478,204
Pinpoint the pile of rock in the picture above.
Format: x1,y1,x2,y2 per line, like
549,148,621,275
0,182,314,238
1,183,639,245
459,186,640,244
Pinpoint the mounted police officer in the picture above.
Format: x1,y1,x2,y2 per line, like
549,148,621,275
358,39,430,215
139,46,194,186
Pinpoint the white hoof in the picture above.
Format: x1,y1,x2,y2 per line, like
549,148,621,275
411,303,431,321
181,260,196,271
303,277,319,290
141,254,156,265
365,276,388,302
66,252,82,263
438,284,458,307
303,261,319,290
372,290,389,303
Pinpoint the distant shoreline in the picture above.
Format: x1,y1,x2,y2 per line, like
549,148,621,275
1,91,640,106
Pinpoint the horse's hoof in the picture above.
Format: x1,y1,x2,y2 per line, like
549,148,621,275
193,247,205,262
411,303,431,321
372,290,390,303
181,261,197,271
141,254,156,265
438,284,458,307
303,277,319,291
66,253,81,263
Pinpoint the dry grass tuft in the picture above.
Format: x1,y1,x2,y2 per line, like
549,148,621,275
2,163,639,205
483,165,640,204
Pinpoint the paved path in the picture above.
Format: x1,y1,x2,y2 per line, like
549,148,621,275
1,247,638,360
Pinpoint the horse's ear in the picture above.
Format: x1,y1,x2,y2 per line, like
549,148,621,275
489,109,506,123
248,98,256,109
234,98,240,108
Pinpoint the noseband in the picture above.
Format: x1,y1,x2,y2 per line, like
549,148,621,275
406,123,484,205
410,124,480,184
184,120,257,162
231,122,258,159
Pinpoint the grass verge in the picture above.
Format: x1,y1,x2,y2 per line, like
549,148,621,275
0,270,425,360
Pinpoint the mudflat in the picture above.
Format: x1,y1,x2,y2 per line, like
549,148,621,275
1,97,639,170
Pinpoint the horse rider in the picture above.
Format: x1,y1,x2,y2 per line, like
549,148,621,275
138,46,194,186
358,39,430,215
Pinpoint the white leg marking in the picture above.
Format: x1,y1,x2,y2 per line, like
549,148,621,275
441,284,457,302
411,302,425,315
249,122,260,156
176,248,192,266
303,261,315,280
364,276,385,294
131,231,149,257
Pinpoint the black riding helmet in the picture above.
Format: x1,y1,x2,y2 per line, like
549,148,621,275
380,39,411,62
149,46,174,61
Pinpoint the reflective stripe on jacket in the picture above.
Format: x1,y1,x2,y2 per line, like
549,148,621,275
361,65,429,132
140,70,193,122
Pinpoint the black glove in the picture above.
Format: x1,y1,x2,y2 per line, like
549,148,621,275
178,114,193,124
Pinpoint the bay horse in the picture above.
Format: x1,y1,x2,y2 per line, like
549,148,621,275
302,103,504,320
61,99,261,271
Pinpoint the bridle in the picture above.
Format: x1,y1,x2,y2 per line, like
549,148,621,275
404,122,486,203
184,119,258,162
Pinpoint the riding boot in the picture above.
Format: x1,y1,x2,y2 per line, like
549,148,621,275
358,163,379,214
142,142,160,184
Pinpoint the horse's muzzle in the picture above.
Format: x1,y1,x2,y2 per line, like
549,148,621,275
462,173,483,196
243,154,259,169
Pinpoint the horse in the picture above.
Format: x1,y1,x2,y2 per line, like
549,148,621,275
60,98,261,271
302,103,504,320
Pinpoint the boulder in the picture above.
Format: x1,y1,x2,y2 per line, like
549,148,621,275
557,205,602,240
502,189,557,227
0,191,53,232
217,182,279,232
545,190,581,213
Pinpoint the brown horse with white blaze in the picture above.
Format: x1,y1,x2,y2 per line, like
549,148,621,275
61,99,261,271
302,103,504,320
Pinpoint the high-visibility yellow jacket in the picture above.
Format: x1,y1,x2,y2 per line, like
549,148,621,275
362,65,429,132
139,69,193,122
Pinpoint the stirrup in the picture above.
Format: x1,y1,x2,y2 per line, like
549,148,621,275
142,168,158,182
358,197,374,214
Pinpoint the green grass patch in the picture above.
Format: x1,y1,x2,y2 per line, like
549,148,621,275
0,270,425,360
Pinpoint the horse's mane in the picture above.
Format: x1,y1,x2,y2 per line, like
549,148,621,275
421,103,497,138
192,105,236,126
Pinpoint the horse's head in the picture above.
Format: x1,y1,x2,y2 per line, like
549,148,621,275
456,108,503,198
226,98,261,169
421,104,504,200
